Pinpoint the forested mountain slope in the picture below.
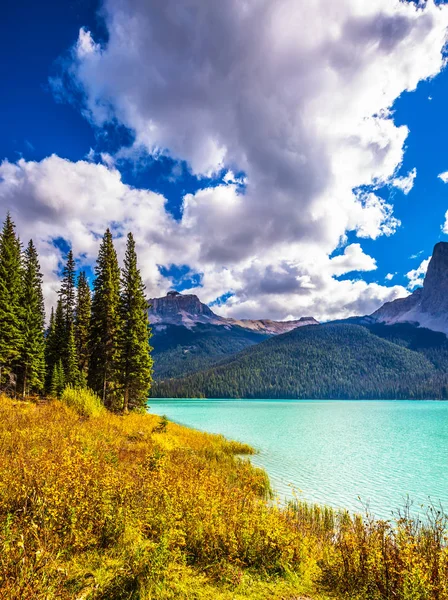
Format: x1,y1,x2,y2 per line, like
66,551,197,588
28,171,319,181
152,323,448,399
152,323,269,379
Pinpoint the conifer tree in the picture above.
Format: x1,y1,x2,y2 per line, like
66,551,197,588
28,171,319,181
75,271,91,381
45,307,56,392
50,359,65,398
89,229,121,408
65,323,80,387
45,299,66,393
19,240,46,396
60,250,76,329
118,233,153,411
0,213,23,388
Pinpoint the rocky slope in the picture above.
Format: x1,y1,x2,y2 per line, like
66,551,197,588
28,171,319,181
148,290,318,333
372,242,448,334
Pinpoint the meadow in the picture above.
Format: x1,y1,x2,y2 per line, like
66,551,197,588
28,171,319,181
1,392,447,599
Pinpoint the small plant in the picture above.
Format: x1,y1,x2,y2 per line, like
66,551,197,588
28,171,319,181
152,414,168,433
60,385,104,418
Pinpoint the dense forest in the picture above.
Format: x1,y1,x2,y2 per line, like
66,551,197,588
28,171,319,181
0,213,153,411
152,323,269,379
152,322,448,399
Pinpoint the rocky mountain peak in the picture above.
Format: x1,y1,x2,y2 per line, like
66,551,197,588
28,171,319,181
148,292,218,325
148,291,319,334
373,242,448,334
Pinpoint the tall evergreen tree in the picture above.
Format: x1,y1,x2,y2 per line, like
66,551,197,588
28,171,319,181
75,271,91,381
65,323,80,387
50,359,65,398
45,307,56,392
88,229,121,408
118,233,153,411
58,250,78,374
45,299,66,392
18,240,46,396
0,213,23,389
60,250,76,329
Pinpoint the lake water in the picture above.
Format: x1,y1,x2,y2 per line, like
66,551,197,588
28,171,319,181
149,399,448,519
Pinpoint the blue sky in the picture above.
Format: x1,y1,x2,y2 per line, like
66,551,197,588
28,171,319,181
1,0,448,320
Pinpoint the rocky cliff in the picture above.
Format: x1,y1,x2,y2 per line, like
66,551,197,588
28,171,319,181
372,242,448,334
148,290,318,334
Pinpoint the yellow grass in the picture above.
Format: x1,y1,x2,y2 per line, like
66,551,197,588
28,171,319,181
1,394,448,600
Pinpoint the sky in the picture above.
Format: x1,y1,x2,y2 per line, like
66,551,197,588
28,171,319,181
1,0,448,322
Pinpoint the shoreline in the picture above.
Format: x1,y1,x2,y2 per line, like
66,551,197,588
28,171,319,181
2,394,448,599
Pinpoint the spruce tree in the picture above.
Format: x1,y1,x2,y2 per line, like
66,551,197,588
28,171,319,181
0,213,23,389
19,240,46,396
45,299,66,393
50,359,65,398
118,233,153,411
75,271,91,381
60,250,76,329
45,307,56,392
65,323,80,387
88,229,121,408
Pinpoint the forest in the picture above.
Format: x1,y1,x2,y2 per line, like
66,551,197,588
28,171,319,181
153,322,448,400
0,213,153,411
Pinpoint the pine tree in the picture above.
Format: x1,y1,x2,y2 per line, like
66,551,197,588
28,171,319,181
118,233,153,411
50,359,65,398
45,299,66,392
45,307,56,392
75,271,91,381
88,229,121,408
0,213,23,390
60,250,76,330
18,240,46,396
65,323,80,387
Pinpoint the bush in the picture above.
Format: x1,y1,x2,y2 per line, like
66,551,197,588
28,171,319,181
61,385,104,418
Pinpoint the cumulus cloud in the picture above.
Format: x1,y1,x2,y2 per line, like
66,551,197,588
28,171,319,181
407,257,430,289
392,167,417,194
7,0,448,320
385,273,395,281
0,156,182,310
438,171,448,183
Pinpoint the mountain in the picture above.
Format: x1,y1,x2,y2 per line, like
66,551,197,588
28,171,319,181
148,291,318,379
151,323,270,379
152,322,448,400
148,291,318,333
372,242,448,334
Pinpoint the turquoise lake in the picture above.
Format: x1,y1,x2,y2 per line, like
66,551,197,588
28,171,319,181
149,399,448,519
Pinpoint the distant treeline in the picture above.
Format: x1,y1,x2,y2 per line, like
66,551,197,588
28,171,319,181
153,323,448,400
0,213,153,411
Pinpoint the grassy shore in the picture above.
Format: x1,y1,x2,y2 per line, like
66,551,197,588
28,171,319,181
1,394,447,599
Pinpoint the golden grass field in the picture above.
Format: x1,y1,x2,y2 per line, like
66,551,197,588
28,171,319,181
0,392,447,599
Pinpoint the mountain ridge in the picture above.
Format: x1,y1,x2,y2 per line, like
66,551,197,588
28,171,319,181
148,290,319,334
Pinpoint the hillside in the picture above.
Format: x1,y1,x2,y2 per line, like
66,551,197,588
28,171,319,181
152,323,269,379
153,323,448,399
149,291,318,379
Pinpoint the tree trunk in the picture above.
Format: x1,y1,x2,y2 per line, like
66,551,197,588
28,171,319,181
22,367,27,399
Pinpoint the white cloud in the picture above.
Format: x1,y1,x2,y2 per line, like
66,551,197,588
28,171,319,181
442,211,448,234
6,0,448,320
385,273,395,281
438,171,448,183
407,257,430,289
329,243,377,276
56,0,447,262
392,167,417,194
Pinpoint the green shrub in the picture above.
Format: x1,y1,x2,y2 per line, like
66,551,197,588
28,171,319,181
61,385,104,418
